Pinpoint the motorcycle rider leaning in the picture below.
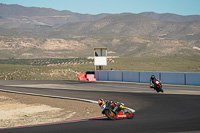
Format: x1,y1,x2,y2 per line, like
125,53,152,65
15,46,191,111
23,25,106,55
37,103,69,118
98,99,125,113
150,75,159,88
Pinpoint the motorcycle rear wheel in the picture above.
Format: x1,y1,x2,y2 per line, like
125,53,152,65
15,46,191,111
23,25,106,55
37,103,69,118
104,109,116,120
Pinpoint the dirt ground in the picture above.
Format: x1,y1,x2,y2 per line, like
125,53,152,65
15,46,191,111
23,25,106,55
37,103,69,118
0,91,103,128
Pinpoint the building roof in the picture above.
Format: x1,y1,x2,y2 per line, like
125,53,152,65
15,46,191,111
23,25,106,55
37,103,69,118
93,47,107,50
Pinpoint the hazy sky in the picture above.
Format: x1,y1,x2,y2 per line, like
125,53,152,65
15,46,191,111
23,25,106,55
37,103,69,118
0,0,200,15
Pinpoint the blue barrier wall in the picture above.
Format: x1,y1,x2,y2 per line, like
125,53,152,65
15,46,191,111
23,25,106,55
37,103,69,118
123,71,140,82
161,72,185,85
96,71,108,81
108,71,123,81
95,71,200,85
186,73,200,85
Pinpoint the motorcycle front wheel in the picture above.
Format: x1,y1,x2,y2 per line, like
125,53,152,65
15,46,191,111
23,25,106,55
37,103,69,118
158,85,164,93
124,109,134,119
104,109,116,120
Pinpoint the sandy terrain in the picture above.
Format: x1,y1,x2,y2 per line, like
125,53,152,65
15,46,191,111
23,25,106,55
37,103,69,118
0,91,102,128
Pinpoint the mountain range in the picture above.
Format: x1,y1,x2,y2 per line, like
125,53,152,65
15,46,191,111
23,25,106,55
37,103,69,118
0,3,200,59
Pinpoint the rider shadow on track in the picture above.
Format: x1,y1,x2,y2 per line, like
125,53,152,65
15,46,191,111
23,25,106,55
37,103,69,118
88,116,133,121
88,117,111,121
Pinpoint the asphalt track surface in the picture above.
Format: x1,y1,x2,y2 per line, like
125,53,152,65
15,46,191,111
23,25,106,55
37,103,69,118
0,80,200,133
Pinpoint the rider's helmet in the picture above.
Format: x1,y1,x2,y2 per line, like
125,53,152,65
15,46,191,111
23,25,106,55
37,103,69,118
98,99,105,106
151,75,155,80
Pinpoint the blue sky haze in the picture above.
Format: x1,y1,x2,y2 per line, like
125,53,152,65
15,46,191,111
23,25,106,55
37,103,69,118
0,0,200,15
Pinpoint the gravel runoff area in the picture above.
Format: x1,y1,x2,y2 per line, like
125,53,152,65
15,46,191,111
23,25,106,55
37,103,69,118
0,91,103,128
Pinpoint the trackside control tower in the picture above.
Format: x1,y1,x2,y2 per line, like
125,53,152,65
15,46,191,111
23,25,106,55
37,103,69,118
94,47,107,71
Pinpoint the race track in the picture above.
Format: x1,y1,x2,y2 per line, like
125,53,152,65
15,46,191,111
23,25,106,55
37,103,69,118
0,80,200,133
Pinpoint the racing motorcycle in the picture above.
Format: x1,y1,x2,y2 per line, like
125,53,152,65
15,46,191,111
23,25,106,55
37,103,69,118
153,79,164,93
100,101,135,120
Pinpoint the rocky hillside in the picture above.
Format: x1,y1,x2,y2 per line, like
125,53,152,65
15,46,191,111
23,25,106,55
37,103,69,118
0,4,200,59
0,35,199,59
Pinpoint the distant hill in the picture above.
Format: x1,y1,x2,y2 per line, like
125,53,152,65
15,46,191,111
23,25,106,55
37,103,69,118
1,4,200,29
0,3,109,28
140,12,200,22
1,13,199,40
0,3,200,59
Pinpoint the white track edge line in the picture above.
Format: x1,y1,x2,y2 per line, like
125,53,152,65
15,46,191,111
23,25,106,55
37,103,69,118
0,89,135,113
0,88,98,103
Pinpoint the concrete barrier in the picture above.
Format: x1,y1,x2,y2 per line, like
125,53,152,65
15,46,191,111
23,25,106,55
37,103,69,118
95,70,200,85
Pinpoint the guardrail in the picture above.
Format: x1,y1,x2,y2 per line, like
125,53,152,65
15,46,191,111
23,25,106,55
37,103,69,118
95,71,200,85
